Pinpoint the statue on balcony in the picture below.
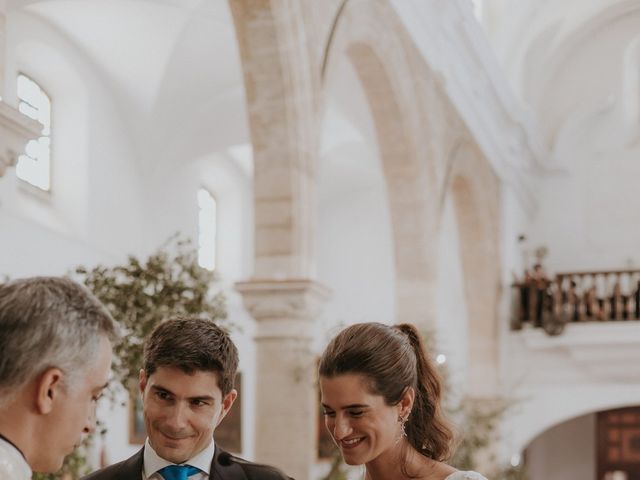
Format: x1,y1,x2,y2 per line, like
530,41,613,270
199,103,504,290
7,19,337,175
531,263,550,328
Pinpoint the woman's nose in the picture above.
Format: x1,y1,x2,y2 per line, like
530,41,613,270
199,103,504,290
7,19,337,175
333,416,353,440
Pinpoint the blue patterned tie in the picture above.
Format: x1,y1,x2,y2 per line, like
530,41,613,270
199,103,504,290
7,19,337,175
158,465,200,480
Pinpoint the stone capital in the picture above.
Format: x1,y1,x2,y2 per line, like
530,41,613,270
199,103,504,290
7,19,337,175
235,278,330,338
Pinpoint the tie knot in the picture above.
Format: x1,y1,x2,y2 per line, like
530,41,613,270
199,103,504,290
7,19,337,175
158,464,200,480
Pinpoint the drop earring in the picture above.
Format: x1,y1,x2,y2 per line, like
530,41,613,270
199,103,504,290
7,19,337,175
395,415,408,444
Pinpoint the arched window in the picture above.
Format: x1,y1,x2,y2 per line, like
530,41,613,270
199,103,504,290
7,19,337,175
197,188,217,271
16,73,51,191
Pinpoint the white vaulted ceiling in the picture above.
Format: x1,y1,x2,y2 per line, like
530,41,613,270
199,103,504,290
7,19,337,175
15,0,249,165
485,0,640,145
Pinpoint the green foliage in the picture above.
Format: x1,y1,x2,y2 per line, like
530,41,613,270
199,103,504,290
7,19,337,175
320,447,350,480
34,236,227,480
449,397,510,469
76,236,227,390
449,398,527,480
32,437,92,480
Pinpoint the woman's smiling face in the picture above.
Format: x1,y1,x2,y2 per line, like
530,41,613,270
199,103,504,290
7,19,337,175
320,373,406,466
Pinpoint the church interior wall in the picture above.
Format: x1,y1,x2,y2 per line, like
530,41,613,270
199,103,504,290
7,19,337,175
505,7,640,274
526,412,596,480
0,2,261,466
1,0,638,478
435,191,470,394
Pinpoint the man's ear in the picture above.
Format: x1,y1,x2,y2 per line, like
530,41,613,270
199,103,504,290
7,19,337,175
139,369,147,396
216,389,238,427
36,367,64,414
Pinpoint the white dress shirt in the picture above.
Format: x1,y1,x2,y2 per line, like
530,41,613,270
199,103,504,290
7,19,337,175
143,438,215,480
0,436,31,480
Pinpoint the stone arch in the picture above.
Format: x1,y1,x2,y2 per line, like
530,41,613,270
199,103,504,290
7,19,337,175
229,1,321,280
323,0,443,331
512,388,640,454
447,141,501,396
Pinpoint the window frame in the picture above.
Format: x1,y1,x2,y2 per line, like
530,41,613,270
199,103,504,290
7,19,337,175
197,187,218,271
16,72,53,193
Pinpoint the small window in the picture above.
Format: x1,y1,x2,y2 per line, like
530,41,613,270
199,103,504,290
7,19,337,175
16,74,51,191
197,188,217,271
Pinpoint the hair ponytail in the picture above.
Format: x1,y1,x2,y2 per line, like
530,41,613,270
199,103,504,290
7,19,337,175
395,323,453,461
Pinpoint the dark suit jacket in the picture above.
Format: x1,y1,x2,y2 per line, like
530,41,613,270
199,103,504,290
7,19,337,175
81,445,293,480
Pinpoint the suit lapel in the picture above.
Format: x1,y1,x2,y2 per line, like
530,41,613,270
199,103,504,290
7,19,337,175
210,446,247,480
116,447,144,478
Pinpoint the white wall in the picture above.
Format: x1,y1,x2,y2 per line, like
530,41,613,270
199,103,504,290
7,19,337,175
505,323,640,454
1,9,148,265
435,191,469,395
526,11,640,274
0,5,259,469
314,51,396,347
526,413,596,480
315,140,395,345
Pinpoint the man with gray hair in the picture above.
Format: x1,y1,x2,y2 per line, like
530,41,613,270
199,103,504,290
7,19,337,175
0,276,117,479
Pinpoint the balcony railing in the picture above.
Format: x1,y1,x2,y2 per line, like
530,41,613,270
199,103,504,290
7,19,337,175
511,268,640,335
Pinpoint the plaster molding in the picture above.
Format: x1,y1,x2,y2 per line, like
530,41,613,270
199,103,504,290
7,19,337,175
389,0,549,218
235,278,331,338
0,101,41,177
518,322,640,383
507,322,640,451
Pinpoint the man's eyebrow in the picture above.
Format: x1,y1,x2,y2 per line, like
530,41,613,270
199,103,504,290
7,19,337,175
150,384,174,395
189,395,216,402
150,385,216,402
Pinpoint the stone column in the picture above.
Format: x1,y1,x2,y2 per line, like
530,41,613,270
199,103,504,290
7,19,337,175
229,3,327,478
236,279,329,480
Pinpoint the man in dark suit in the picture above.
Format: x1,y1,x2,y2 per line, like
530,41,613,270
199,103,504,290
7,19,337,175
83,316,291,480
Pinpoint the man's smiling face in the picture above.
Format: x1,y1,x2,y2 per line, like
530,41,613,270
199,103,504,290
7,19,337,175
139,366,236,463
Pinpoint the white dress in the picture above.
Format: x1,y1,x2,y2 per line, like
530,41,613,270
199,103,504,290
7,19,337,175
445,471,488,480
0,438,31,480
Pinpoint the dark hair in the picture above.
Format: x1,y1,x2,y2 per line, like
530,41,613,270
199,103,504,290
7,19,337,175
143,316,238,395
319,322,453,464
0,276,116,402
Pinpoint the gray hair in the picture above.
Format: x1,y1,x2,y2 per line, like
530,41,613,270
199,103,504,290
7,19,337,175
0,276,117,404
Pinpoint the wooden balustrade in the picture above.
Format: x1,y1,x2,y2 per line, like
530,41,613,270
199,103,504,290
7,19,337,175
511,268,640,334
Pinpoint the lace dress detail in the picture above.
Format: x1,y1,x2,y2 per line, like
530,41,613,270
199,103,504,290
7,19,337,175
445,471,488,480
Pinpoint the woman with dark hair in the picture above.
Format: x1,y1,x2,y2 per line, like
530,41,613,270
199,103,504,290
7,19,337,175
319,322,487,480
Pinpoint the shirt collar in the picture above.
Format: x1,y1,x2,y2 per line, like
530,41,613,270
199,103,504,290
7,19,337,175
143,438,215,477
0,435,32,478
